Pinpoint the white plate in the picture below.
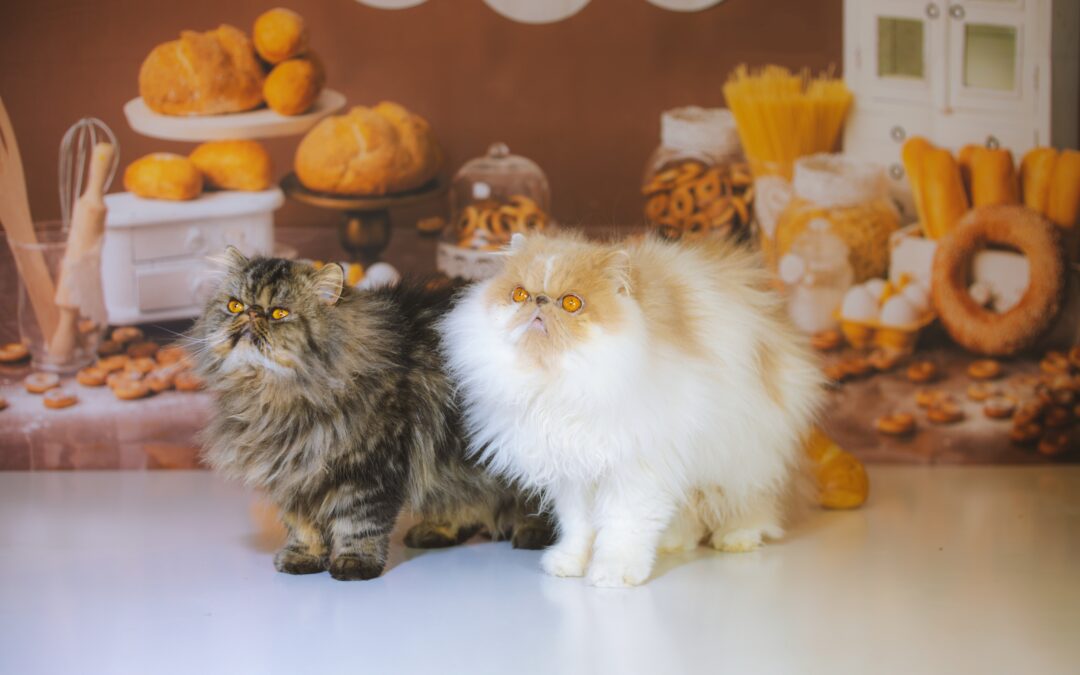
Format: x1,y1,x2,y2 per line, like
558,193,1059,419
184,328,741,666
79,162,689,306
123,89,347,142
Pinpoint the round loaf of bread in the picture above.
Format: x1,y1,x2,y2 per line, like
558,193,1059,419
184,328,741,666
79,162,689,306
253,8,308,64
264,54,324,116
294,102,442,196
139,25,265,116
124,153,203,201
189,140,272,191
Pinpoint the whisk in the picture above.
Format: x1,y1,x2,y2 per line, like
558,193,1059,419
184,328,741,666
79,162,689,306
59,117,119,229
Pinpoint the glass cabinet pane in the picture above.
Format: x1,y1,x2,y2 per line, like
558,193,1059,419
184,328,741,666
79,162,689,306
878,17,925,79
963,23,1017,91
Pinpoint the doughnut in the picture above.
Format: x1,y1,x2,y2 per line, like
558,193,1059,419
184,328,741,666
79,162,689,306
875,412,916,436
175,371,205,392
810,330,843,352
645,194,669,222
1037,431,1070,457
931,206,1067,356
915,388,950,408
927,401,964,424
1040,351,1071,375
96,355,129,373
76,367,108,387
967,359,1002,380
691,170,722,205
1010,422,1042,444
906,361,937,383
97,339,123,356
24,372,60,394
983,395,1017,419
42,388,78,409
0,342,29,363
1043,406,1071,429
669,186,695,219
111,326,144,344
146,369,176,394
113,378,151,401
126,341,160,359
125,357,157,377
966,383,1001,402
156,345,188,366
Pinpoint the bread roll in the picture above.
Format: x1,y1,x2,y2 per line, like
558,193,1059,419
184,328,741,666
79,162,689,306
139,25,264,116
294,102,442,196
264,54,324,116
1047,149,1080,260
969,147,1019,208
901,137,932,235
1021,147,1058,217
189,140,272,191
921,148,969,239
124,153,203,201
253,8,308,64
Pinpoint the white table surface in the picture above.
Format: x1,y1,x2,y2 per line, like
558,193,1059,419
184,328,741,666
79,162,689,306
1,466,1077,675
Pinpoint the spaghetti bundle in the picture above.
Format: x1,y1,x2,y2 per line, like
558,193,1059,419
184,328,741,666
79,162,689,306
723,65,853,179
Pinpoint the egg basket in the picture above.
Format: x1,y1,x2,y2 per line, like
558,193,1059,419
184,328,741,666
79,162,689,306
836,310,936,352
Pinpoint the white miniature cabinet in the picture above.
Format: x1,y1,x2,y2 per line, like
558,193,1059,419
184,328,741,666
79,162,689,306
843,0,1079,206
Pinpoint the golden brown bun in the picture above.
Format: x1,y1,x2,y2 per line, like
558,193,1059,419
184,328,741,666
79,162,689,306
294,102,442,195
139,25,265,116
264,54,324,116
253,8,308,64
189,140,272,191
124,153,203,201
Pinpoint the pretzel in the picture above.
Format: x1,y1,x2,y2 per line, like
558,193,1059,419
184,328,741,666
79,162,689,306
43,388,78,409
1043,406,1072,429
0,342,29,363
96,355,129,373
113,377,151,401
1037,431,1070,457
691,170,722,205
1010,421,1042,444
24,372,60,394
926,401,964,424
674,162,704,184
97,339,124,356
76,367,108,387
915,388,950,408
645,194,669,222
983,395,1017,419
967,359,1002,380
156,345,189,365
111,326,144,344
125,357,157,377
175,371,205,392
906,361,937,383
867,349,904,372
126,341,160,359
875,412,916,436
668,186,695,219
1040,351,1071,375
966,383,1001,402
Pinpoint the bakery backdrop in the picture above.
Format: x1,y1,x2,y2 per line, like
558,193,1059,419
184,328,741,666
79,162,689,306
0,0,841,231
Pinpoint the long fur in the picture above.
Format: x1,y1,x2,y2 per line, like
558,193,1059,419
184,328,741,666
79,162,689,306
194,252,549,581
439,232,824,586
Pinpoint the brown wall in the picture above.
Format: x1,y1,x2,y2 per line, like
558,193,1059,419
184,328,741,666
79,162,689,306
0,0,842,232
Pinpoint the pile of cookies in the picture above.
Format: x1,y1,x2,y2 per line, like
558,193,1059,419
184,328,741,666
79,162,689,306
455,195,547,251
642,160,753,241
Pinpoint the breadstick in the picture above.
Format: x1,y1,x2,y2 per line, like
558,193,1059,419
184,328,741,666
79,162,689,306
969,147,1019,208
1021,147,1057,216
921,148,969,239
901,137,933,237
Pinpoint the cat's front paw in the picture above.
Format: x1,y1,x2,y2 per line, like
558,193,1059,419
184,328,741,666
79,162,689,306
585,556,653,588
512,522,555,550
328,554,385,581
711,527,768,553
540,545,588,578
274,549,328,575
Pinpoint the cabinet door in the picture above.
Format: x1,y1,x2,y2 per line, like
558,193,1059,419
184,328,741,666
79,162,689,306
852,0,946,107
944,0,1039,116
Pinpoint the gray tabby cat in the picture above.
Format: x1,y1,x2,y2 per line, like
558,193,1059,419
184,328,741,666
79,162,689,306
194,248,550,580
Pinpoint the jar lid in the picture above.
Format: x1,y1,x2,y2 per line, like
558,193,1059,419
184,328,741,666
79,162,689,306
660,107,741,159
792,154,888,209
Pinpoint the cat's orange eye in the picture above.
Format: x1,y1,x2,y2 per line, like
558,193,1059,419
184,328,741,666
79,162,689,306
270,308,290,320
227,299,244,314
561,294,583,313
511,286,529,303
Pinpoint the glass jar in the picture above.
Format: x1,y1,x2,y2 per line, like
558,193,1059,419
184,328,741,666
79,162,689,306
437,142,551,281
641,106,752,242
778,218,854,334
774,154,900,282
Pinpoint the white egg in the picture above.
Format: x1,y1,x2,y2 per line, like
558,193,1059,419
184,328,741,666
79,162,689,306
357,262,401,290
880,295,919,327
901,282,930,314
863,278,887,301
841,285,879,321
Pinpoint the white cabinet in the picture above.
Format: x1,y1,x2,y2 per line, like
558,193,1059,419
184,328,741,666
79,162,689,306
843,0,1079,212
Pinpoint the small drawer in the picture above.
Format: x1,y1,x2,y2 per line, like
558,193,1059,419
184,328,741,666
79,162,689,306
131,223,209,262
135,261,205,312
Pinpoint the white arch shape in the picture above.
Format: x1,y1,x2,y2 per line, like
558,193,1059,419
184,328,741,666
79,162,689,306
481,0,592,24
645,0,725,11
355,0,429,9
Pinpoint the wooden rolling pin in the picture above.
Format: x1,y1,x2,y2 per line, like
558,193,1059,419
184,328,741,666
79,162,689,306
0,97,59,342
48,142,114,361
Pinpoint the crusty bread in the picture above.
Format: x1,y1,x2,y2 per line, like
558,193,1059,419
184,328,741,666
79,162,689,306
294,102,442,195
189,140,272,191
264,54,324,116
124,153,203,201
139,25,265,116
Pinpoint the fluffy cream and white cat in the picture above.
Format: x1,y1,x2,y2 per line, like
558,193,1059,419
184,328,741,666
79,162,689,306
440,231,824,587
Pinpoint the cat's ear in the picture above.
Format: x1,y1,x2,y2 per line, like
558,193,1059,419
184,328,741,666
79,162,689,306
313,263,345,305
209,245,249,273
509,232,527,252
604,248,633,296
